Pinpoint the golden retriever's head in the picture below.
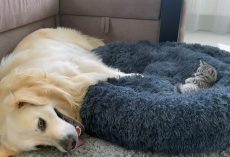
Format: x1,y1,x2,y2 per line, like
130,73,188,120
0,70,86,155
1,103,80,152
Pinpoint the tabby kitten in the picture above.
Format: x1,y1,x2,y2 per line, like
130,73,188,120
176,60,217,93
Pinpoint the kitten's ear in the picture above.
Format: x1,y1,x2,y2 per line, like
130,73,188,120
199,60,203,66
200,60,207,66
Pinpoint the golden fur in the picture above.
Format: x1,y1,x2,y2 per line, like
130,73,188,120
0,28,129,156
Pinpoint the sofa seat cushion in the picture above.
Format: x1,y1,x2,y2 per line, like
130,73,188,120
60,0,161,20
0,0,58,32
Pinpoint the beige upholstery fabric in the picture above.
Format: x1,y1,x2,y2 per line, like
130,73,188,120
0,0,163,51
0,0,59,32
0,17,56,58
61,15,160,43
60,0,161,42
60,0,161,20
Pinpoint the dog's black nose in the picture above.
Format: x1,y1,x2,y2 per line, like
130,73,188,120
59,134,77,152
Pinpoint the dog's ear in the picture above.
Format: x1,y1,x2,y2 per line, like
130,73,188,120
16,101,42,109
14,88,48,109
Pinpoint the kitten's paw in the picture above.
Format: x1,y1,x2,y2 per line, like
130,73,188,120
175,83,183,93
185,77,195,83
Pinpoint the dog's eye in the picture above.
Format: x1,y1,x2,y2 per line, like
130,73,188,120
18,101,26,109
38,118,46,132
35,145,45,149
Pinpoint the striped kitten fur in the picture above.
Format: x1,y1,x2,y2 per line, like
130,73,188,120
176,60,217,93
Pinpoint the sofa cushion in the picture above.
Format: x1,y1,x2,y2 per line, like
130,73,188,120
60,0,161,20
61,15,160,43
0,0,58,33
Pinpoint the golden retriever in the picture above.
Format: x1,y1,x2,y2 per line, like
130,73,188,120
0,28,130,157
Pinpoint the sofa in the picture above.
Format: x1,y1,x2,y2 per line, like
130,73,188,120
0,0,185,59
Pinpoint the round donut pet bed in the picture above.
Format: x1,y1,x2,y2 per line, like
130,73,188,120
80,41,230,154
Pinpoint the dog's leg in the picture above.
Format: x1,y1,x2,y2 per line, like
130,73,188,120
80,71,141,85
96,67,143,79
115,72,143,78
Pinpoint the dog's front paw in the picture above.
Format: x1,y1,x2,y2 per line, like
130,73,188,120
122,73,144,78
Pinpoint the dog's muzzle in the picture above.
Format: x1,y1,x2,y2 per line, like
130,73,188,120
54,108,84,151
59,134,77,152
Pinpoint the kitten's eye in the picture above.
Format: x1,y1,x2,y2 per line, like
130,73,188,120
38,118,46,132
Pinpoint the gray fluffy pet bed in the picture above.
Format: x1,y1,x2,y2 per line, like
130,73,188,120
80,41,230,155
20,42,230,157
